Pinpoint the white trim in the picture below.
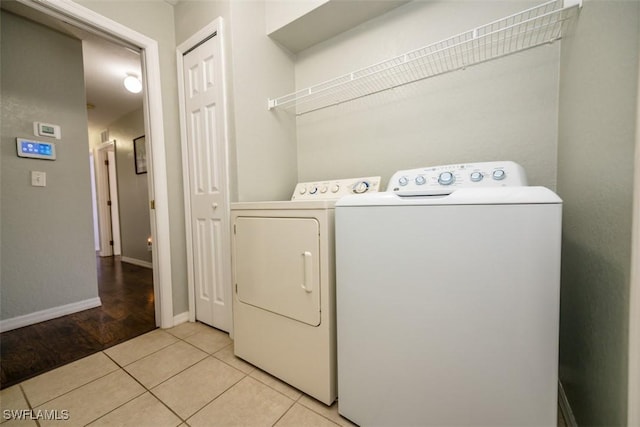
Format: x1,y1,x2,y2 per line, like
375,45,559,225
95,142,114,257
106,150,122,255
16,0,174,329
0,298,102,333
173,311,190,326
176,34,195,325
558,380,577,427
90,152,100,251
177,18,233,333
628,30,640,426
121,256,153,269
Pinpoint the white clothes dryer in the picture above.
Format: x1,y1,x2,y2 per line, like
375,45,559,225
335,161,562,426
230,176,380,405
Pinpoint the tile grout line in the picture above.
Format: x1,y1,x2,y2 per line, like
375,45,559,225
270,398,297,427
98,329,239,425
171,333,254,425
102,349,188,425
20,353,121,410
11,325,345,427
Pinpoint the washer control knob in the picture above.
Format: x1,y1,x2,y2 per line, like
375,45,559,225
353,181,370,194
492,169,506,181
470,171,484,182
320,185,328,194
331,184,340,193
415,175,427,185
438,171,455,186
299,187,307,195
398,176,409,186
309,186,318,195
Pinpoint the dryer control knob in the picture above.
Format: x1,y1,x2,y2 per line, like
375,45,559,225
438,171,455,186
492,169,506,181
320,185,328,193
415,175,427,185
470,171,484,182
331,184,340,193
353,181,370,194
309,186,318,195
398,176,409,186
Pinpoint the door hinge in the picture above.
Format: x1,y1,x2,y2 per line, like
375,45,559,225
107,200,112,206
109,240,114,246
104,159,109,166
235,283,238,293
150,200,155,210
233,224,236,234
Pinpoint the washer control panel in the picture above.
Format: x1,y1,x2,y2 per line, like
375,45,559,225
292,176,381,201
388,161,527,195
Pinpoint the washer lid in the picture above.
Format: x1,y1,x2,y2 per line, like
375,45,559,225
336,186,562,207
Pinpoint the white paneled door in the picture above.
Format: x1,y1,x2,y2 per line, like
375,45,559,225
182,32,232,332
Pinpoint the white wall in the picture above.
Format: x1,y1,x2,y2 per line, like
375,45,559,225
294,0,560,189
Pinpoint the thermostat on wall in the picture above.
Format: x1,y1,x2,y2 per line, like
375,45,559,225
33,122,61,139
16,138,56,160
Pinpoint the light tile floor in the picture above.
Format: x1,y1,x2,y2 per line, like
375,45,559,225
0,322,354,427
1,322,567,427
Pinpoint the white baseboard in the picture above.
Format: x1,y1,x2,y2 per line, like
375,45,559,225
172,312,190,327
558,380,577,427
0,297,102,333
120,256,153,269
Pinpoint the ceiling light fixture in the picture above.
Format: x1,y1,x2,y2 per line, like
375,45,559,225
124,74,142,94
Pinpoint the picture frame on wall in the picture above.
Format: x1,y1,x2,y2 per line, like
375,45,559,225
134,135,147,174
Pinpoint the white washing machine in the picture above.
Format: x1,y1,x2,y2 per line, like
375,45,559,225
231,176,380,405
335,161,562,426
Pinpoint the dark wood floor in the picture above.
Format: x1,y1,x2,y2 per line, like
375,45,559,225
0,256,156,389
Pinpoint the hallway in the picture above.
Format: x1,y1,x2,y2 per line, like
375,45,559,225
0,256,155,389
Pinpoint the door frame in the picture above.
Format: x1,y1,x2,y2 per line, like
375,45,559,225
628,34,640,426
16,0,174,328
94,141,121,257
176,18,233,331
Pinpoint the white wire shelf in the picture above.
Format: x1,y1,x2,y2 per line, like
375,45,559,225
268,0,581,116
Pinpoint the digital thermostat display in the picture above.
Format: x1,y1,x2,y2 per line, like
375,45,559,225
33,122,61,139
16,138,56,160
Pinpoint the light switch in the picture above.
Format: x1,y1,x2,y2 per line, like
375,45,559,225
31,171,46,187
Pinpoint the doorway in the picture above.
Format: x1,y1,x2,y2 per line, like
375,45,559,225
95,141,122,258
4,0,173,328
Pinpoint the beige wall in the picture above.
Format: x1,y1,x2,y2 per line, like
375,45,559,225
1,11,99,319
109,108,152,264
228,1,298,201
294,0,560,189
557,1,640,425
